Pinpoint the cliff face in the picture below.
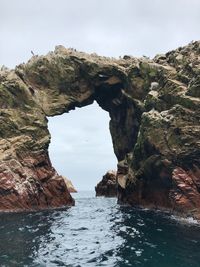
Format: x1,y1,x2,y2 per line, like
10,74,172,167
0,41,199,218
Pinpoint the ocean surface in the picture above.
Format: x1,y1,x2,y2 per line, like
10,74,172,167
0,191,200,267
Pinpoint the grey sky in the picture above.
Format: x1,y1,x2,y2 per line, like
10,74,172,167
1,0,200,190
48,102,117,191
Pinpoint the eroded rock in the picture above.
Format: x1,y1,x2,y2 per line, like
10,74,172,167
95,171,117,197
63,177,77,193
0,41,200,218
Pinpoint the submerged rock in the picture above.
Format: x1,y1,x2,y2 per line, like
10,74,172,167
95,171,117,197
0,41,199,219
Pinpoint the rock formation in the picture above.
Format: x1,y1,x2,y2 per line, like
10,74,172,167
0,41,199,218
64,177,77,193
95,170,117,197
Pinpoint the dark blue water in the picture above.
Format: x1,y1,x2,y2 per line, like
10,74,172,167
0,191,200,267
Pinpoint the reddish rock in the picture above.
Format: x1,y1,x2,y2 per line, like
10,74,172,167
118,162,200,219
95,171,117,197
170,167,200,218
0,153,74,212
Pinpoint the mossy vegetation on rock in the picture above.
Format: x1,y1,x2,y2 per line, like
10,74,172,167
0,42,199,219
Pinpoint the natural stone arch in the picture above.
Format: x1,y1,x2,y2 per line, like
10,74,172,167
0,42,200,219
0,46,140,210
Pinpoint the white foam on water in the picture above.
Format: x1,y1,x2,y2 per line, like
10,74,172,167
170,215,200,226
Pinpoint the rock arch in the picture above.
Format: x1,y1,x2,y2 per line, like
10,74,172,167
0,42,200,219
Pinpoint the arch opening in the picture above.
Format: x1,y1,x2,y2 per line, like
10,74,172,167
47,101,117,191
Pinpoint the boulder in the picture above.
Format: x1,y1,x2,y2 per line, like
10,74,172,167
95,171,117,197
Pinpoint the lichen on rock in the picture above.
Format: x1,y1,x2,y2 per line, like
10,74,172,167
0,41,199,219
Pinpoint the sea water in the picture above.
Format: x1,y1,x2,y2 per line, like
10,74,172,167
0,191,200,267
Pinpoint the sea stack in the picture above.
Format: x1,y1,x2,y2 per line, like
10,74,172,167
95,171,117,197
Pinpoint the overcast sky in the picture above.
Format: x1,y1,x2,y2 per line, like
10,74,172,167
1,0,200,190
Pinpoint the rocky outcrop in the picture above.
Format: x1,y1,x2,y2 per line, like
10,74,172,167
0,41,199,218
95,170,117,197
117,42,200,220
63,177,77,193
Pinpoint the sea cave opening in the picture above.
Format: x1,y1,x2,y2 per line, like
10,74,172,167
47,101,117,192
